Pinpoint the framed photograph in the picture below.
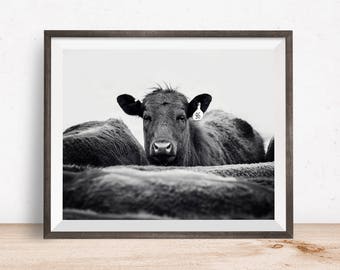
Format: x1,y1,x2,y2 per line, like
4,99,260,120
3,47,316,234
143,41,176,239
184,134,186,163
44,30,293,238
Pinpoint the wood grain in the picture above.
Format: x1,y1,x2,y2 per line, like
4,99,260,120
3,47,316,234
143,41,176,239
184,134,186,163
0,224,339,269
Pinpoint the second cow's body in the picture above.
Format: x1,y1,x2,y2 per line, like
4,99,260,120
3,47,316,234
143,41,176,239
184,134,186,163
183,109,265,166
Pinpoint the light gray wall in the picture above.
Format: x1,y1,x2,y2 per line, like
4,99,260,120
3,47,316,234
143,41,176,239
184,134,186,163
0,0,339,223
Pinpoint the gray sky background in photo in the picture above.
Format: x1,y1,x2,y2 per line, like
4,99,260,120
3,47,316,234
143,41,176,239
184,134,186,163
63,49,278,146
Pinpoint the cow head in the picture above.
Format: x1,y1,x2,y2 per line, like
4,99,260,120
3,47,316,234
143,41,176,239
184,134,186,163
117,88,212,165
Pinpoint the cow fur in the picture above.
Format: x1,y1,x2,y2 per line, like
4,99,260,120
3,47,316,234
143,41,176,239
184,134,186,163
63,165,274,219
63,119,148,166
181,109,265,165
266,138,275,162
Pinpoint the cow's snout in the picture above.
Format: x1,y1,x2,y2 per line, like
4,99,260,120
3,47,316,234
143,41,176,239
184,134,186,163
153,141,172,154
150,140,176,164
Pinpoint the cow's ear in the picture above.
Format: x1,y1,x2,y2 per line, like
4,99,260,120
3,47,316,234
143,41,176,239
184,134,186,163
187,94,212,118
117,94,144,117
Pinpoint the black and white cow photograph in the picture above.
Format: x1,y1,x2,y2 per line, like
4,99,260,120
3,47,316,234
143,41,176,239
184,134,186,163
61,38,282,221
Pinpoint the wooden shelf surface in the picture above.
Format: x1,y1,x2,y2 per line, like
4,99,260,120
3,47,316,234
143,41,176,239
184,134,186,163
0,224,339,269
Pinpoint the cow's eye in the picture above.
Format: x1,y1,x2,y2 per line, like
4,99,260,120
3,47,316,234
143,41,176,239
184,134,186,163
176,115,186,121
143,115,152,121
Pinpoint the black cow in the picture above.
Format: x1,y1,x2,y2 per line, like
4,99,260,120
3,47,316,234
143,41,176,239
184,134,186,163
64,164,274,219
265,138,274,162
117,86,265,166
63,118,148,166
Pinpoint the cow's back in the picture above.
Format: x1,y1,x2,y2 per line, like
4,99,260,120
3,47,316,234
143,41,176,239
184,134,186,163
201,110,265,164
63,119,148,166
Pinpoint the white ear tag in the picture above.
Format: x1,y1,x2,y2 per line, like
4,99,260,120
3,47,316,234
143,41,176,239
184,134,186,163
192,102,203,121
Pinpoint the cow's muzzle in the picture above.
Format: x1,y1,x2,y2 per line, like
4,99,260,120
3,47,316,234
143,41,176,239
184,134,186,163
150,140,176,165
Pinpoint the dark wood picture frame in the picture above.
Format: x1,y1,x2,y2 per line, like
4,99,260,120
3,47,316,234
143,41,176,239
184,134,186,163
44,30,293,239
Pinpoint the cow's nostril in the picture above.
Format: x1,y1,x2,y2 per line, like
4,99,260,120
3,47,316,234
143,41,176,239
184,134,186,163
153,141,172,155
